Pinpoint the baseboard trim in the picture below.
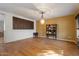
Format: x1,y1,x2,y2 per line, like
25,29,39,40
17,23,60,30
5,37,33,44
38,36,77,44
57,39,77,44
6,36,77,44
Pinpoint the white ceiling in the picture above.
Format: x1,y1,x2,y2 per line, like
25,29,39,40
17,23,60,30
0,3,79,20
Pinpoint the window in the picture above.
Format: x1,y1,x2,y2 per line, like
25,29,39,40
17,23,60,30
13,17,34,29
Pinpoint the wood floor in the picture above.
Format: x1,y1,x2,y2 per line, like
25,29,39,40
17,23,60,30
0,32,4,55
0,37,79,56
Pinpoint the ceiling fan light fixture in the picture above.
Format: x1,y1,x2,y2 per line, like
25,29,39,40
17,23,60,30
40,12,45,24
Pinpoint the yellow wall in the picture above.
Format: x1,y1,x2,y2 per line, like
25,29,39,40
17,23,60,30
36,15,77,43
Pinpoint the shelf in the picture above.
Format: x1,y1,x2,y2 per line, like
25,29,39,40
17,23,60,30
46,24,57,39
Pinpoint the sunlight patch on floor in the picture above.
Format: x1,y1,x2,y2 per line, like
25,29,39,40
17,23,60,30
37,50,64,56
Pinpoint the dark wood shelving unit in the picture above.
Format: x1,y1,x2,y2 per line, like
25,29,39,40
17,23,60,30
46,24,57,39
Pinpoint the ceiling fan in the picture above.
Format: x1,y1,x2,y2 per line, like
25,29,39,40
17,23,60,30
32,4,53,24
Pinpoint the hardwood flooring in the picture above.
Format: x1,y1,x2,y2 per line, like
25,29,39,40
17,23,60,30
0,33,4,56
0,37,79,56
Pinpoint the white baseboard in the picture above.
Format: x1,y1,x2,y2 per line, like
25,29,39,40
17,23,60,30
38,36,77,44
59,39,76,43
